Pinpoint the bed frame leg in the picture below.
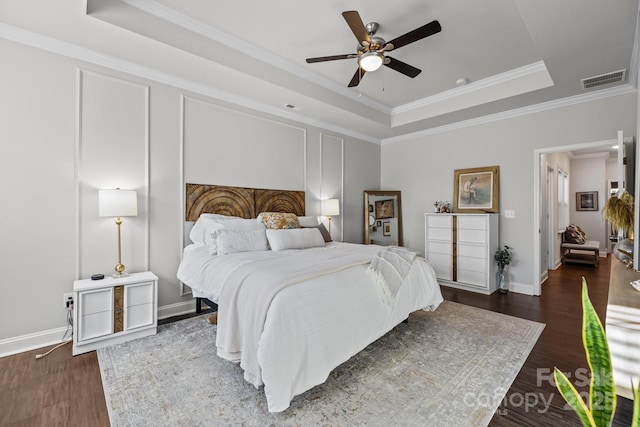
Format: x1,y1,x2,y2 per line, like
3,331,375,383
196,297,202,314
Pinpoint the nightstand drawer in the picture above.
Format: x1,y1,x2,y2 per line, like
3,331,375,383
78,311,113,342
79,288,113,316
126,303,154,330
126,281,154,306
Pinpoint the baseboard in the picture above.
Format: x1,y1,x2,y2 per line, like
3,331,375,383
0,326,69,359
1,299,198,358
509,281,534,296
157,299,197,320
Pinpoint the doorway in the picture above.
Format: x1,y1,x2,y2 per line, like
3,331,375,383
533,138,620,295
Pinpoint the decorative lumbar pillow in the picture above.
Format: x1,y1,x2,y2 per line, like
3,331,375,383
565,224,586,244
257,212,300,229
266,228,325,251
297,215,319,227
204,218,266,255
213,229,268,255
303,223,332,242
189,213,240,244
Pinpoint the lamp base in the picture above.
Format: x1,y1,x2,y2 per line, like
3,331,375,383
110,272,130,279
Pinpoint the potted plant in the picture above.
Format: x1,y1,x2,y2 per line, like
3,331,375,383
494,245,513,294
602,190,634,267
554,279,640,426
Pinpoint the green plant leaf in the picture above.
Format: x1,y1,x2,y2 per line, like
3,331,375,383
581,278,616,426
632,379,640,427
554,368,596,426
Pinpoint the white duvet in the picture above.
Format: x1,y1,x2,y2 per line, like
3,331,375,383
177,242,443,412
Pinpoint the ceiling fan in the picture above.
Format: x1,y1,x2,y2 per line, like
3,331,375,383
306,11,441,87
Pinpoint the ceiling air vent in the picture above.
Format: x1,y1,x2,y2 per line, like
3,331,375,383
581,69,626,89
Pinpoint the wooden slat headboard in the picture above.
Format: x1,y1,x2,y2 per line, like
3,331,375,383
185,184,305,221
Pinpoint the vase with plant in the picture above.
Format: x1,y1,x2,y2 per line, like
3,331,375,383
494,245,513,294
602,190,634,268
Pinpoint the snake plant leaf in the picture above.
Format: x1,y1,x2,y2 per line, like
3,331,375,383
554,368,596,427
581,278,616,426
633,380,640,427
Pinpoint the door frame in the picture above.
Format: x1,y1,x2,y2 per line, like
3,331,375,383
533,138,617,296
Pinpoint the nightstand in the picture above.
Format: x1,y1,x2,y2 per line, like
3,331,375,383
73,271,158,355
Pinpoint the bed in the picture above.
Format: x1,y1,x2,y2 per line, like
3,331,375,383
177,184,444,412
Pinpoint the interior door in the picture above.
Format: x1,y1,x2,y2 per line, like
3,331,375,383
540,165,553,280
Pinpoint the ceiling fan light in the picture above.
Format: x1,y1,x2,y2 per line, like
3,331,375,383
359,51,383,72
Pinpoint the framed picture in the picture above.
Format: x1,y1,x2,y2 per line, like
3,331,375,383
375,199,394,219
576,191,598,211
383,222,391,236
453,166,500,213
376,220,381,227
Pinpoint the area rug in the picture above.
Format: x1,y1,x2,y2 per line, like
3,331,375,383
97,301,544,426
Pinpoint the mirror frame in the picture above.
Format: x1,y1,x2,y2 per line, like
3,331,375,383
363,190,403,246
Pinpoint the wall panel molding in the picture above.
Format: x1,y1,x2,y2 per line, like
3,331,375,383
75,68,150,279
319,133,345,242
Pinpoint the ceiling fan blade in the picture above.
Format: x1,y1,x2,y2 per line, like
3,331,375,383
306,54,355,63
348,68,366,87
342,10,371,45
385,57,422,78
386,20,441,51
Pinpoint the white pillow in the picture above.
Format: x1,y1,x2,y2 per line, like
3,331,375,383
266,228,325,251
214,229,268,255
297,215,319,227
204,218,266,255
189,213,240,244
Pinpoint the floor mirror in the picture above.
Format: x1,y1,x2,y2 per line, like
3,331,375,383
363,190,403,246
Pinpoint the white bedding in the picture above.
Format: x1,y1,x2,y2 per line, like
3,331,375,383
177,242,443,412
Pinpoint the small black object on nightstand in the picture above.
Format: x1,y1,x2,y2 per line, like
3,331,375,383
91,274,105,280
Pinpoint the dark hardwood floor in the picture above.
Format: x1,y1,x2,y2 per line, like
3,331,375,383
1,256,633,426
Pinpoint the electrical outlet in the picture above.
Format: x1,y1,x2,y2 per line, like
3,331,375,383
63,293,74,309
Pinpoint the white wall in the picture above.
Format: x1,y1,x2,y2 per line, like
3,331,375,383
381,93,637,295
0,38,380,354
569,157,608,252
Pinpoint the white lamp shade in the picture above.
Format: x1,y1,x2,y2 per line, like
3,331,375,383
99,189,138,217
321,199,340,216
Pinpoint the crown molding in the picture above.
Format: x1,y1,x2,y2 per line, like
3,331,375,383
0,23,381,145
382,84,636,145
119,0,392,114
392,61,549,114
0,22,634,148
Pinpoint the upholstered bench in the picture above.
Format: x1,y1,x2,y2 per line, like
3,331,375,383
561,240,600,266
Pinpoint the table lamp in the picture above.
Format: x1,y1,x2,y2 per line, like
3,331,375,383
99,188,138,277
321,199,340,235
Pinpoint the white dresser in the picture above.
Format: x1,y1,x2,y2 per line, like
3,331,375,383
425,213,499,294
73,271,158,355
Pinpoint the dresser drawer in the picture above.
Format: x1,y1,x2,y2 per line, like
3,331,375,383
427,227,452,242
457,243,487,259
457,228,487,244
457,215,487,230
457,270,487,288
458,255,487,273
426,215,452,229
427,241,452,255
431,263,453,281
